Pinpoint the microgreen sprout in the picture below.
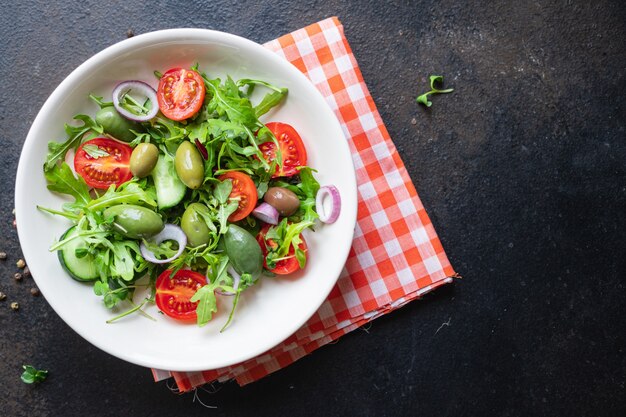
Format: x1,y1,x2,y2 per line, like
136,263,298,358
416,75,454,107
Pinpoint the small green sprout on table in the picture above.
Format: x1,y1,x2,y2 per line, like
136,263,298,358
417,75,454,107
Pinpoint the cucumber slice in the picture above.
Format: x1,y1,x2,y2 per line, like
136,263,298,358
152,154,186,209
58,226,100,282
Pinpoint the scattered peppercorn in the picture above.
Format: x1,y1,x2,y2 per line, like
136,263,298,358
10,302,19,311
0,292,6,301
0,252,6,260
16,259,26,269
127,29,134,38
30,288,40,297
23,267,30,278
14,273,23,281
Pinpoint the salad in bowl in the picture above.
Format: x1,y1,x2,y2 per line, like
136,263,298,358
15,29,356,371
40,64,342,330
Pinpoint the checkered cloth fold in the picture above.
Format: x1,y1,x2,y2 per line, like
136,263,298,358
152,16,456,391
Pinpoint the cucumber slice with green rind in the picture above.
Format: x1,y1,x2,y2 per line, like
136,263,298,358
58,226,100,282
152,154,186,209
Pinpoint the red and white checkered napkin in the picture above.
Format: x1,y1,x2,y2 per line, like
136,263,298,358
152,16,457,391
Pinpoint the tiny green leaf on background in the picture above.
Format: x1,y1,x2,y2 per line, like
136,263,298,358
21,365,48,384
416,74,454,107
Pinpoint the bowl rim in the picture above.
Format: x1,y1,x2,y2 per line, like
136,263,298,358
15,28,357,371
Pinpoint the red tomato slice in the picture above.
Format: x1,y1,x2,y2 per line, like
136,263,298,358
217,171,258,222
74,138,133,189
256,224,308,275
155,269,207,322
157,68,206,121
259,122,308,178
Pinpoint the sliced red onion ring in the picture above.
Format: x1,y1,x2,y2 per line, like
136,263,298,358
252,202,279,225
140,224,187,264
216,266,241,296
316,185,341,224
112,80,159,122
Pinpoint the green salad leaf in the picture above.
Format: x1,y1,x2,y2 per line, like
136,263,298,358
416,75,454,107
264,218,315,269
86,181,157,212
43,162,91,205
21,365,48,384
44,115,102,171
40,64,323,330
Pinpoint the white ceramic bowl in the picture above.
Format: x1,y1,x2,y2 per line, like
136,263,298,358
15,29,357,372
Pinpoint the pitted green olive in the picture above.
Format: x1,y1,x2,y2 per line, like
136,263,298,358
103,204,164,239
175,141,204,189
181,203,211,247
130,143,159,178
96,107,143,143
223,224,263,279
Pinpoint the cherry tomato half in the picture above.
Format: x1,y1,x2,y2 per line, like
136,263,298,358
74,138,133,189
157,68,206,121
259,122,308,178
217,171,258,222
155,269,207,322
256,224,308,275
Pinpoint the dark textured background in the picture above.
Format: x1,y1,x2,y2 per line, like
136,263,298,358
1,1,625,416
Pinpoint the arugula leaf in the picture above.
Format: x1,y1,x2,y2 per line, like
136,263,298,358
86,181,157,212
254,87,288,117
221,288,241,332
218,201,239,234
298,167,321,198
21,365,48,384
44,162,91,205
191,255,242,328
214,179,233,204
89,94,113,108
118,90,152,116
264,218,314,269
110,241,141,281
202,76,258,129
190,285,218,326
94,278,130,308
146,116,188,147
44,114,103,171
82,144,110,158
416,75,454,107
237,78,288,117
141,239,179,261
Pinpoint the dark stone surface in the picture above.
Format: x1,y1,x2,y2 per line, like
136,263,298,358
1,0,624,416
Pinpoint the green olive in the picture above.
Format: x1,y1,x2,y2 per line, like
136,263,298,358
175,141,204,189
96,106,143,143
130,143,159,178
223,224,263,279
181,203,211,247
103,204,164,239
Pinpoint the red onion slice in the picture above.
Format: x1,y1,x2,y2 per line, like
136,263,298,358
252,202,279,225
216,266,241,296
194,139,209,160
112,80,159,122
140,224,187,264
316,185,341,224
